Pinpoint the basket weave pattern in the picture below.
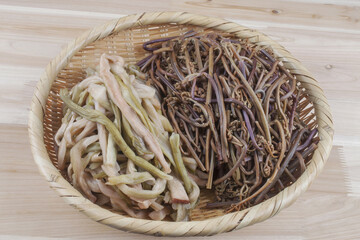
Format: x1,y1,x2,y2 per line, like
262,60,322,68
29,12,334,236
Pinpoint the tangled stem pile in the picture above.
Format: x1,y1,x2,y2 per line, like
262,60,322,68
138,31,319,211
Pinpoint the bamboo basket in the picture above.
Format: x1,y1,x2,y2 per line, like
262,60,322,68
28,12,334,236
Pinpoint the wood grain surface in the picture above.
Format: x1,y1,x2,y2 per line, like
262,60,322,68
0,0,359,239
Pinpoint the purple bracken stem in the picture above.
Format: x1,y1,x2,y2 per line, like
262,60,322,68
268,73,279,86
143,30,197,51
170,50,185,81
269,104,274,113
281,84,297,99
229,39,241,44
192,97,218,104
186,104,199,120
288,95,299,135
242,110,263,150
248,59,257,85
297,128,318,151
136,54,154,67
191,77,197,99
206,73,228,162
180,30,197,40
224,98,255,124
155,70,177,93
238,60,246,79
143,36,177,51
204,73,221,105
290,129,299,142
206,200,239,208
192,97,206,102
260,49,275,63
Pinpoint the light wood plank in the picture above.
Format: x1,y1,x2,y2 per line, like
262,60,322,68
1,0,359,31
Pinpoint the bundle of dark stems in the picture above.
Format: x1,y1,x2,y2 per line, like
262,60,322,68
137,31,319,211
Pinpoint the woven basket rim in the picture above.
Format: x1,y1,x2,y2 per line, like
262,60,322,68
28,11,334,236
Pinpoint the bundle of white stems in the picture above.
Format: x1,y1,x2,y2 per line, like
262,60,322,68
54,54,201,221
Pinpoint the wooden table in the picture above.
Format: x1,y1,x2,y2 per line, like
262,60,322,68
1,1,359,239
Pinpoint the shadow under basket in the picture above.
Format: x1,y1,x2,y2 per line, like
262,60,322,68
29,12,334,236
